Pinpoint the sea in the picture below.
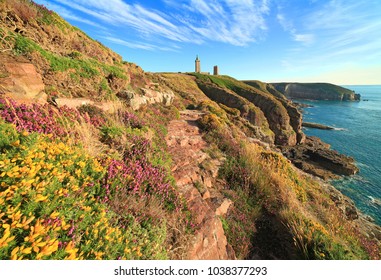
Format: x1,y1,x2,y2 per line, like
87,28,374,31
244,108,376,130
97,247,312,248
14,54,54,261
298,85,381,225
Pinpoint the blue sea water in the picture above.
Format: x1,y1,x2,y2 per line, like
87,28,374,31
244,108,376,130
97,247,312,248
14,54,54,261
298,85,381,225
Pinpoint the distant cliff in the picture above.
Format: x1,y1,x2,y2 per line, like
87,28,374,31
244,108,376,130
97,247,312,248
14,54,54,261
269,83,361,101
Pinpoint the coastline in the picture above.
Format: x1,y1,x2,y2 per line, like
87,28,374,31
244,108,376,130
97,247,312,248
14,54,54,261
291,156,381,242
297,86,381,225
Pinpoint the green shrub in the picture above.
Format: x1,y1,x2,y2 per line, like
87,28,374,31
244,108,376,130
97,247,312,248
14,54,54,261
100,125,123,145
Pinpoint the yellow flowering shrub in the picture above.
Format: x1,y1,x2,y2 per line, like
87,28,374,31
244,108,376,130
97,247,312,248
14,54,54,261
0,121,167,259
261,151,308,202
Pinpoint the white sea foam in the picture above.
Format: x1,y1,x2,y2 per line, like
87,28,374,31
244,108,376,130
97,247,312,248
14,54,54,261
333,127,347,131
368,196,381,206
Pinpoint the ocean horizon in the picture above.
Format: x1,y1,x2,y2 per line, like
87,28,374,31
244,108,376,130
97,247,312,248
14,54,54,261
298,85,381,225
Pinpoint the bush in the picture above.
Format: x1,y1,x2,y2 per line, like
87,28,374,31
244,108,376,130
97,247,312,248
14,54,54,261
99,125,123,145
0,121,168,259
198,113,223,132
78,104,107,128
0,98,80,138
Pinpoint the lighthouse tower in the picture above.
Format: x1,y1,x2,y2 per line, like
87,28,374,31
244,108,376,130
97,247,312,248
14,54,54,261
195,55,201,73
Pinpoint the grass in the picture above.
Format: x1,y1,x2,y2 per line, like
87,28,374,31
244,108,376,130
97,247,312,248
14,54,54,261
13,35,99,78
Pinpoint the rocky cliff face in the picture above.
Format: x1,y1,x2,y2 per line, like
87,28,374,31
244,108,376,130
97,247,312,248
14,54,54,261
271,83,361,101
194,75,304,146
196,81,272,140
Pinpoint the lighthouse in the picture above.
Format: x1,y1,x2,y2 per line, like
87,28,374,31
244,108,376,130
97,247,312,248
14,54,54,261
195,55,201,73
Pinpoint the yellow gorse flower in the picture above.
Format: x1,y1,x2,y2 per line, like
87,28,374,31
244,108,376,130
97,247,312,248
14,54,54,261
35,194,48,202
64,241,79,260
0,226,15,247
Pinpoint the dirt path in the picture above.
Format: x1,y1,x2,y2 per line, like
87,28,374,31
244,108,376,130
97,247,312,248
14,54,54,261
166,110,234,260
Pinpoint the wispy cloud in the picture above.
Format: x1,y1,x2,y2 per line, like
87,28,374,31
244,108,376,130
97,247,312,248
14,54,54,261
103,36,180,52
278,0,381,69
174,0,271,46
44,0,270,49
277,13,315,46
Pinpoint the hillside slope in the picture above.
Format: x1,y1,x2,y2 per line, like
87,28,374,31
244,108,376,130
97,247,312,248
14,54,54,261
0,0,380,260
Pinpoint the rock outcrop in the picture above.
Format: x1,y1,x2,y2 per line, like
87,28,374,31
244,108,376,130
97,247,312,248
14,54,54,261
302,122,335,130
118,87,174,110
280,136,359,180
271,83,361,101
321,181,381,241
166,110,235,259
226,84,300,146
0,55,45,101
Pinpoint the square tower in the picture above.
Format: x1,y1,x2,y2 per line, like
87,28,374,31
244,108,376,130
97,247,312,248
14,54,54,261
213,65,219,75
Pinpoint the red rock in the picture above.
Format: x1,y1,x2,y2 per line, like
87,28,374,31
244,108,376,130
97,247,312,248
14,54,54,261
202,190,211,200
215,199,233,216
1,62,45,100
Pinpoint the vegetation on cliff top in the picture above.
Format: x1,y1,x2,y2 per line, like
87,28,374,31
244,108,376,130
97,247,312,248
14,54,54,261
191,73,304,146
270,82,360,101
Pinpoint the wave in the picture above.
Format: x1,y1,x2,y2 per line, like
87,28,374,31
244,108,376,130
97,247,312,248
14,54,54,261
368,196,381,207
332,127,347,131
357,162,369,169
333,174,371,185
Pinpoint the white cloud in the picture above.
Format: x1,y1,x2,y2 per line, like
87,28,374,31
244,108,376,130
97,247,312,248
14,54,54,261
277,13,295,33
103,36,180,52
47,0,270,48
278,0,381,69
293,34,315,45
34,0,102,28
181,0,270,46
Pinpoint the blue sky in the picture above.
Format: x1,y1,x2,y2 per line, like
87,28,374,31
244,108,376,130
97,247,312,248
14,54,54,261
34,0,381,85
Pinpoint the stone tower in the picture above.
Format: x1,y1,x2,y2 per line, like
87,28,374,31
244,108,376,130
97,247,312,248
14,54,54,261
195,55,200,73
213,65,219,75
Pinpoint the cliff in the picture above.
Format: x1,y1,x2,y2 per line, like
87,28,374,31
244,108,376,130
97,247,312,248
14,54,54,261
193,74,304,146
0,0,380,260
269,82,361,101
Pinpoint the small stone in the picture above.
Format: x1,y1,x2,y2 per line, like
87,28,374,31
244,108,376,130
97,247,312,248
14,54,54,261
203,238,209,248
203,190,211,200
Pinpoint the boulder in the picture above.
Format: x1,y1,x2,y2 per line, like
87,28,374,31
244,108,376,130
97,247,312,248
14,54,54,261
1,62,45,100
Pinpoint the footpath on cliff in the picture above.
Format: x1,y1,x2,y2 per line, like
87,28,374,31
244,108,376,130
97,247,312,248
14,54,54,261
165,110,235,260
